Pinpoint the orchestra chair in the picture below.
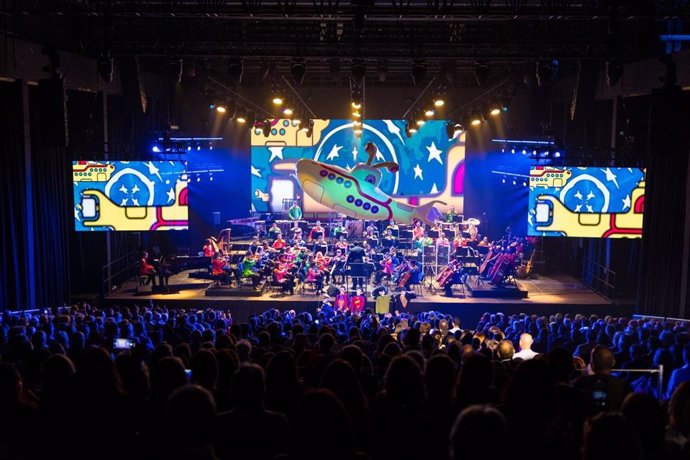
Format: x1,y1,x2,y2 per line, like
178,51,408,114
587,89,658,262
301,280,320,295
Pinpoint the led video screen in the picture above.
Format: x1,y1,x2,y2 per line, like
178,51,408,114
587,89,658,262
250,119,465,215
527,166,645,238
73,161,188,231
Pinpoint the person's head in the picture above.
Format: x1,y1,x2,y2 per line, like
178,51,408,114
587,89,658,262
668,381,690,435
497,340,515,360
449,405,509,460
165,385,217,453
518,333,533,351
232,363,265,411
293,389,354,460
150,357,187,403
383,355,424,407
548,347,574,383
582,412,642,460
0,363,21,407
590,345,615,375
190,349,219,392
622,393,666,456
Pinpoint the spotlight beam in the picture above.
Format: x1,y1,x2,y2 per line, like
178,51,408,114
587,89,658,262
207,74,274,118
445,78,512,118
401,73,439,120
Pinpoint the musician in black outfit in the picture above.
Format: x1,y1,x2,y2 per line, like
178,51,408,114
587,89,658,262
347,243,367,289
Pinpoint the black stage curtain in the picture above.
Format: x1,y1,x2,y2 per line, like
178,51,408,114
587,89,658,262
0,80,71,309
638,85,690,318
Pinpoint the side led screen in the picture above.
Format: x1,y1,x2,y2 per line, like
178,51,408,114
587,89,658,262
73,161,188,231
250,119,465,215
527,166,645,238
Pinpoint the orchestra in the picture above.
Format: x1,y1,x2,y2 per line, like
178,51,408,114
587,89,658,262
186,213,533,304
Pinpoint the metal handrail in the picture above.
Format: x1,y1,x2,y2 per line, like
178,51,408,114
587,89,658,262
580,365,665,401
100,251,139,300
582,255,617,302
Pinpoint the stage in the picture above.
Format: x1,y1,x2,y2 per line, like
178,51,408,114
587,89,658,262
103,270,626,326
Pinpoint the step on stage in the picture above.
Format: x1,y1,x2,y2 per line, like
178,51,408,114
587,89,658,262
108,271,624,326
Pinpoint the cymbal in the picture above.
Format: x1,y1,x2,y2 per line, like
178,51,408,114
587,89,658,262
465,218,481,226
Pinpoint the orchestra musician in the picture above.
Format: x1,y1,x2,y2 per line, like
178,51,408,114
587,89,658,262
139,251,158,286
335,235,349,252
386,220,399,234
478,236,490,247
312,234,329,254
445,205,459,223
237,252,261,289
412,221,425,239
468,223,478,241
309,220,325,241
332,221,346,239
273,255,296,295
329,248,347,284
272,234,287,251
268,222,281,240
287,200,303,221
290,221,303,240
365,222,378,237
202,239,217,257
382,229,397,248
248,235,261,254
436,233,451,248
211,253,231,285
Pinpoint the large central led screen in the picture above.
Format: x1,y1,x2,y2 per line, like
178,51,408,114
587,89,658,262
73,161,188,231
250,119,465,215
527,166,645,238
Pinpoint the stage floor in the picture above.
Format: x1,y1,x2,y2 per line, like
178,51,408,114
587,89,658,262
104,271,623,326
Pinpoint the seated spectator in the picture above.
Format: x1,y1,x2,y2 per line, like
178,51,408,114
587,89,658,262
513,333,538,360
165,385,218,460
216,363,292,460
574,346,632,413
581,412,642,460
449,405,509,460
667,343,690,400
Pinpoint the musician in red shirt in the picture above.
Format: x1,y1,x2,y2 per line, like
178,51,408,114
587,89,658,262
309,220,325,241
202,238,216,257
273,234,286,250
211,253,230,285
139,251,157,286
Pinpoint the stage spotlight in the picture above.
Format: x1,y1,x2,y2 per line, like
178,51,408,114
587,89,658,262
412,61,427,85
521,149,527,155
434,97,445,107
282,107,294,117
416,119,425,127
532,150,537,155
272,97,283,106
216,105,227,114
262,120,271,137
502,177,506,184
425,109,435,118
489,102,502,116
235,110,247,124
152,145,162,153
408,126,418,134
522,180,527,187
187,145,192,152
352,110,361,118
352,60,366,84
511,148,516,154
470,113,482,126
228,59,243,84
353,120,362,127
512,179,517,186
354,127,363,136
291,59,306,85
351,101,362,110
554,151,561,158
475,61,490,86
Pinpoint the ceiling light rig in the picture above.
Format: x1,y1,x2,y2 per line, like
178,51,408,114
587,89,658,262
350,64,365,138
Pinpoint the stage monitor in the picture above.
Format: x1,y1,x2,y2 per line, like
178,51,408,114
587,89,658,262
527,166,645,238
250,119,465,215
72,161,189,231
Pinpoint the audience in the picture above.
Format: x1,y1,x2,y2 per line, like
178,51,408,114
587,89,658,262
0,304,689,460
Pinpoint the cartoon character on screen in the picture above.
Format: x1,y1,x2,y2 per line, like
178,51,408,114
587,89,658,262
296,142,445,225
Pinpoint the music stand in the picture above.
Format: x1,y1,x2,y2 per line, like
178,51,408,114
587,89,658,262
429,230,441,239
312,231,324,240
313,244,328,254
346,263,369,294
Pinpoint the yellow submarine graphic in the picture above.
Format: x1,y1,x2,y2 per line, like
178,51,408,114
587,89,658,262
77,179,189,231
73,162,116,182
533,181,644,238
530,167,573,188
296,142,444,225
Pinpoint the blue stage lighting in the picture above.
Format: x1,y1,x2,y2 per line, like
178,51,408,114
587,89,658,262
152,145,162,153
554,151,561,158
